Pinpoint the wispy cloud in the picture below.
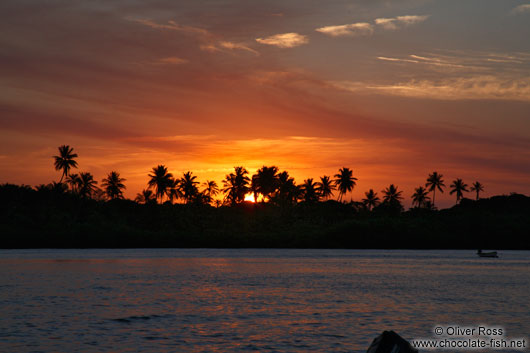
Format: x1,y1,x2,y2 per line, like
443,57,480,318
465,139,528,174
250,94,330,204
218,41,259,55
157,57,188,65
377,56,420,64
379,54,460,67
512,4,530,13
127,18,210,37
130,18,258,56
374,18,398,30
317,15,429,38
376,50,530,72
485,57,523,64
201,41,259,55
315,22,373,37
330,76,530,102
256,33,308,48
199,44,219,52
396,15,430,25
375,15,429,30
408,54,466,68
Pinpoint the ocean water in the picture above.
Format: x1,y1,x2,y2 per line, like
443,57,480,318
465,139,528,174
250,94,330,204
0,249,529,352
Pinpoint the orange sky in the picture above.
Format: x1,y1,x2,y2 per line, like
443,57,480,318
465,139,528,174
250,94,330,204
1,0,530,208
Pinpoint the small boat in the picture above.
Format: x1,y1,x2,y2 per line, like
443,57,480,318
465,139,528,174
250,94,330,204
477,249,498,258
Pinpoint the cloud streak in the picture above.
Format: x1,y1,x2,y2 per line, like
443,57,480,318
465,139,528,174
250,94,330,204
256,33,308,48
378,54,467,69
375,50,530,73
218,41,259,55
157,57,188,65
375,15,430,30
201,41,259,55
331,76,530,102
377,56,420,64
130,18,259,56
315,22,373,37
128,18,210,37
317,15,429,38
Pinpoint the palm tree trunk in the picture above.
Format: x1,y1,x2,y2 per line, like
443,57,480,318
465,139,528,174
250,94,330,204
432,189,436,207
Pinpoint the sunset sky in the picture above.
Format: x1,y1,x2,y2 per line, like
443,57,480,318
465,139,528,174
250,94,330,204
1,0,530,207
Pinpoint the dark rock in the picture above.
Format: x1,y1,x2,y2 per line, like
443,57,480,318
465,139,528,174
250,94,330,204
367,330,418,353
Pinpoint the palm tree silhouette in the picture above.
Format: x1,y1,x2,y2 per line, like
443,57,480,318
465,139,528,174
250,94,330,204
334,167,357,202
316,175,335,200
302,178,319,203
222,175,237,205
411,186,430,208
179,171,200,203
148,165,174,203
362,189,380,211
253,166,279,202
78,172,98,198
65,173,81,193
382,184,403,204
135,189,156,204
250,174,259,203
450,178,469,204
425,171,445,208
101,171,126,200
470,181,484,200
202,180,219,204
53,145,78,183
276,171,300,204
167,179,181,203
222,166,250,205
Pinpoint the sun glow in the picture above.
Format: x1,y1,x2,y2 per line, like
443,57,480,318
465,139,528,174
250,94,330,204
244,194,256,202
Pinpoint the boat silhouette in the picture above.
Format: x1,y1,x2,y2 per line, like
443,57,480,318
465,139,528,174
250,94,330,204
477,249,498,258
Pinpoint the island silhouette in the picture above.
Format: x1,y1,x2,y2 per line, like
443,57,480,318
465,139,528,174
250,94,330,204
1,145,528,249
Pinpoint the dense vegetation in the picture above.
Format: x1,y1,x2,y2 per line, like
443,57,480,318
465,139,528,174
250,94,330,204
1,183,529,249
1,144,527,249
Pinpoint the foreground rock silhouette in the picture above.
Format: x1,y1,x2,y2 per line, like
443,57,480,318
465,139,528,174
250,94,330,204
367,331,418,353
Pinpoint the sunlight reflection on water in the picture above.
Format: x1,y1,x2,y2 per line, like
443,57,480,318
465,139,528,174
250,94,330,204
0,249,529,352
